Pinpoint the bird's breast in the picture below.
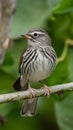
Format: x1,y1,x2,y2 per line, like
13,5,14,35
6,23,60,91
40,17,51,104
29,50,49,81
21,47,56,82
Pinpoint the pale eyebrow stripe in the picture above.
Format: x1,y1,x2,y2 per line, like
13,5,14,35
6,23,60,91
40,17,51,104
30,31,45,35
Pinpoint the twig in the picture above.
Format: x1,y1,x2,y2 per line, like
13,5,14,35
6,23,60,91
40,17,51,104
57,38,73,64
0,82,73,104
66,39,73,46
57,41,68,64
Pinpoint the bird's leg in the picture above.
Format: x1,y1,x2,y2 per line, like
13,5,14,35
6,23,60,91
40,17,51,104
28,84,35,98
42,84,52,97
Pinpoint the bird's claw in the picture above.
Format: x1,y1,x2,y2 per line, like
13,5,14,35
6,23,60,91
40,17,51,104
42,84,51,97
28,86,35,98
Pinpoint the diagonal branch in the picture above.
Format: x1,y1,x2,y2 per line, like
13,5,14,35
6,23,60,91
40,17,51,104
0,82,73,104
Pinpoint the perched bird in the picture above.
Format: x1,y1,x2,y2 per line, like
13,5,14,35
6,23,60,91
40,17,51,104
13,28,57,116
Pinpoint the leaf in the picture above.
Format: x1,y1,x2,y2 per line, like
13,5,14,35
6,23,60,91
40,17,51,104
55,92,73,130
54,48,73,130
54,0,73,14
47,0,61,11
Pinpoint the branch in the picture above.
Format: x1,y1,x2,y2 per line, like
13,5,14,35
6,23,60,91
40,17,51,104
57,38,73,64
0,0,16,65
0,82,73,104
57,43,68,64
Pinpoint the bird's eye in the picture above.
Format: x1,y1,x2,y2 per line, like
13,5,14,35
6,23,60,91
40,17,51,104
33,33,38,37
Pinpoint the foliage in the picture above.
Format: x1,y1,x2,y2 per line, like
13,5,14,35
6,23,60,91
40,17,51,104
0,0,73,130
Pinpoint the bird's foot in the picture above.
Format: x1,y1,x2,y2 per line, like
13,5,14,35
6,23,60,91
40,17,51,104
42,84,51,97
28,85,35,98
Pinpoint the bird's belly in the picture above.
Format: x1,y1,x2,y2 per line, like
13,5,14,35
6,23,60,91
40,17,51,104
26,55,52,82
29,70,49,82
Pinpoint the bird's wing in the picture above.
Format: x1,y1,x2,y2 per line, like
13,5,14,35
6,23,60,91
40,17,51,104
19,46,31,74
19,47,27,74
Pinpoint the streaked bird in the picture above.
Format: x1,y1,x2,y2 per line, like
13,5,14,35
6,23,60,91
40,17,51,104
13,28,57,116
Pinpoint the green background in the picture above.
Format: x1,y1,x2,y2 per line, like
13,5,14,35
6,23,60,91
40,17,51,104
0,0,73,130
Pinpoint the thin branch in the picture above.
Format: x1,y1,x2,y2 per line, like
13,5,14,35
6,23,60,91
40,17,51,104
57,40,68,64
0,82,73,104
57,38,73,64
66,39,73,46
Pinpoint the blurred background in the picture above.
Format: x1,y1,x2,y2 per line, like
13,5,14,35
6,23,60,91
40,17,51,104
0,0,73,130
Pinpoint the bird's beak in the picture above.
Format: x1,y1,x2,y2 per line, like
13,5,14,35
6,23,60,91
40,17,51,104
21,34,32,40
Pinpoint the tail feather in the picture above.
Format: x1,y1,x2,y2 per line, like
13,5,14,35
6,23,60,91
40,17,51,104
13,78,38,116
20,98,38,117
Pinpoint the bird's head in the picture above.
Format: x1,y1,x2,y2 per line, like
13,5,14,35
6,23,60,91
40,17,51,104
21,28,51,46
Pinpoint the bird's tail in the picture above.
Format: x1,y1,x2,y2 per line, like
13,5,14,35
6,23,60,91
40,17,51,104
20,97,38,117
13,78,38,116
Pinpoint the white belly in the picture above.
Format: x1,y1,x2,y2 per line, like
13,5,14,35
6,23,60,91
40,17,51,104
26,50,52,82
29,70,49,82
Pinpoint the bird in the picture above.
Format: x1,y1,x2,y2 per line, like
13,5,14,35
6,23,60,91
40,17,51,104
13,28,57,117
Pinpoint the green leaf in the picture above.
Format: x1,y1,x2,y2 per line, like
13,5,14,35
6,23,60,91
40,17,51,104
55,48,73,130
54,0,73,14
47,0,61,11
55,92,73,130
